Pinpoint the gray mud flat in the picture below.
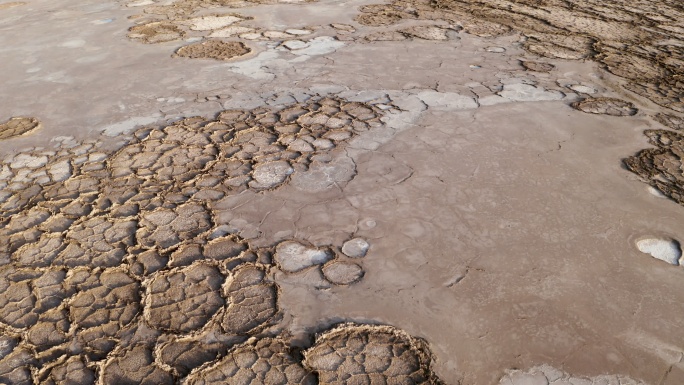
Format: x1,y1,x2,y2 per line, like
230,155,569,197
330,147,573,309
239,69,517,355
0,0,683,384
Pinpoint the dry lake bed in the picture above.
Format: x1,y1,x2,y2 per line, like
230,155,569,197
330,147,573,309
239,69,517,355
0,0,683,383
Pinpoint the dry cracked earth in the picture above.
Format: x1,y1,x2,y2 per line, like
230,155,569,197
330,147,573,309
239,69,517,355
0,0,683,384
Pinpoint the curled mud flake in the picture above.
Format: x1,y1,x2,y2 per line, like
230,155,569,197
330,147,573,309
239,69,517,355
67,269,140,359
48,158,72,182
0,267,67,329
654,113,684,130
101,344,174,385
364,30,407,42
341,237,369,258
9,152,49,169
282,39,310,50
355,8,408,27
521,60,555,72
128,21,185,43
461,20,510,37
623,76,684,113
571,97,638,116
322,261,364,285
304,323,442,385
222,264,278,334
186,14,244,31
274,240,332,273
331,23,355,33
145,263,226,333
175,40,251,61
285,28,312,36
130,249,168,276
498,83,564,102
568,84,597,94
185,338,316,385
400,25,451,40
203,235,249,264
210,25,257,38
39,355,96,385
486,46,505,53
4,205,51,234
13,234,65,267
0,117,40,139
59,217,137,268
636,238,682,266
137,202,212,249
26,308,70,351
524,34,596,60
158,333,246,377
264,30,293,40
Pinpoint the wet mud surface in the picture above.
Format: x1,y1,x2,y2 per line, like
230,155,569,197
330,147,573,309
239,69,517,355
1,0,684,383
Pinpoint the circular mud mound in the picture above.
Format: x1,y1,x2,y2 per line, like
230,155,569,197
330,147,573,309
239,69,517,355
304,323,443,385
571,97,638,116
185,338,316,385
175,40,251,60
0,117,40,140
128,21,186,44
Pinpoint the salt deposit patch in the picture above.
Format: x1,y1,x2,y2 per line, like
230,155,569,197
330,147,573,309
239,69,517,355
274,241,332,272
286,36,344,56
187,15,243,31
249,160,294,189
341,238,369,258
636,238,682,265
416,90,479,110
498,84,564,102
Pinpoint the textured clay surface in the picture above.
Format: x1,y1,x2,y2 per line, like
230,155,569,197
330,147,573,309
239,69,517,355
0,117,40,140
2,0,684,383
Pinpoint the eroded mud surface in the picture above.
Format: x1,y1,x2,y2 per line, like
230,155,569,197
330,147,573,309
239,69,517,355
2,0,684,383
0,117,41,140
625,130,684,207
354,0,684,113
0,97,401,383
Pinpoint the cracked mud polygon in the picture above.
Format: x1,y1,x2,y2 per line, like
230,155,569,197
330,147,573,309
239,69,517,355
1,0,684,384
